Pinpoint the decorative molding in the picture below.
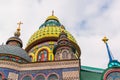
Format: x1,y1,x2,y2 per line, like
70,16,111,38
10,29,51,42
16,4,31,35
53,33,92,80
0,60,80,71
62,71,79,80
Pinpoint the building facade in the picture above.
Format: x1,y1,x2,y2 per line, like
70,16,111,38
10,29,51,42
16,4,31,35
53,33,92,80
0,13,120,80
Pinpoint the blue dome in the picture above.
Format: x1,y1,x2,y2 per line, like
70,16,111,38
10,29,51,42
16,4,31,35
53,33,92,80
0,45,31,62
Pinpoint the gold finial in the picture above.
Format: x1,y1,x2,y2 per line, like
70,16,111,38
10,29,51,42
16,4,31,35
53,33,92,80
14,21,23,37
17,21,23,31
102,36,109,43
52,10,54,16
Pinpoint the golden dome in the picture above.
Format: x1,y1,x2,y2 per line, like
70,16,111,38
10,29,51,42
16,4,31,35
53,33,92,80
46,15,59,22
25,13,81,57
27,26,76,46
46,11,59,22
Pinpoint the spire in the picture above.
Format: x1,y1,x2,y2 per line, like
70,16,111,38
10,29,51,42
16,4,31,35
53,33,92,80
14,21,23,37
52,10,54,16
102,36,114,62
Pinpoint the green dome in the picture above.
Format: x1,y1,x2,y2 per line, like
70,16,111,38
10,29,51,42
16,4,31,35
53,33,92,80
108,60,120,67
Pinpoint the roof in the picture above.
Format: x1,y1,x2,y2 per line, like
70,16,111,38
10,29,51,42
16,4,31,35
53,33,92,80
6,36,23,47
81,66,104,80
0,45,31,62
26,27,77,47
46,15,59,22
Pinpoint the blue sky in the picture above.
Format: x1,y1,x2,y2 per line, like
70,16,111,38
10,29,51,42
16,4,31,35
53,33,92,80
0,0,120,69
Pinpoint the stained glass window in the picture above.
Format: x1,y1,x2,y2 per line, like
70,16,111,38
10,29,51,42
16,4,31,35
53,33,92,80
38,50,48,61
48,74,58,80
35,75,45,80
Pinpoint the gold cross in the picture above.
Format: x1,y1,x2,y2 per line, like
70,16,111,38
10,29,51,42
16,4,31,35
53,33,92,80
17,21,23,31
52,10,54,16
102,36,109,43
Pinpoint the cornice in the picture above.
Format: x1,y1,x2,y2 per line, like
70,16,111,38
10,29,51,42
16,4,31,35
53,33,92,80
0,60,80,71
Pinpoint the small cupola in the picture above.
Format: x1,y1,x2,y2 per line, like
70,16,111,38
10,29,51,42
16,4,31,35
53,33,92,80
53,31,77,60
6,21,23,48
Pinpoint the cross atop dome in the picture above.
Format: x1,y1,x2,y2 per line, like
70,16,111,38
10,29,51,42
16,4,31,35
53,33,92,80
102,36,114,62
6,21,23,48
52,10,54,16
45,11,59,22
14,21,23,37
17,21,23,31
102,36,120,67
102,36,109,43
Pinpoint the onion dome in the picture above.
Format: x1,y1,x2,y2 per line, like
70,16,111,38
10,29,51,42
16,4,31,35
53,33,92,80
0,45,31,63
6,21,23,48
25,12,81,57
108,60,120,67
46,11,59,22
39,11,61,29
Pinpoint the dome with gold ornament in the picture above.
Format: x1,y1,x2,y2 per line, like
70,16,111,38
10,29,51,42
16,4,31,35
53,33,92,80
0,22,31,63
6,21,23,48
25,12,81,57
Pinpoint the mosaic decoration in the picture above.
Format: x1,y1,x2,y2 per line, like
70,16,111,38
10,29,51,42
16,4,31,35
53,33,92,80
0,13,81,80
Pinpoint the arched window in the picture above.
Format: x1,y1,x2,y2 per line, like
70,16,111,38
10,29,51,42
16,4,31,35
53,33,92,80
35,75,45,80
38,49,48,61
48,74,58,80
22,76,32,80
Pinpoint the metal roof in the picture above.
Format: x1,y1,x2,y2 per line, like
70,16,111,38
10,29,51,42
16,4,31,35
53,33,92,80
0,45,31,62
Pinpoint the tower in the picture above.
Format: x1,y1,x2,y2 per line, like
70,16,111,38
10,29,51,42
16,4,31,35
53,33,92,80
102,37,120,80
53,30,77,60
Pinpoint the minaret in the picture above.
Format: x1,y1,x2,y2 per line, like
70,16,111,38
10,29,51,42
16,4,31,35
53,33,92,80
102,36,120,67
6,21,23,48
